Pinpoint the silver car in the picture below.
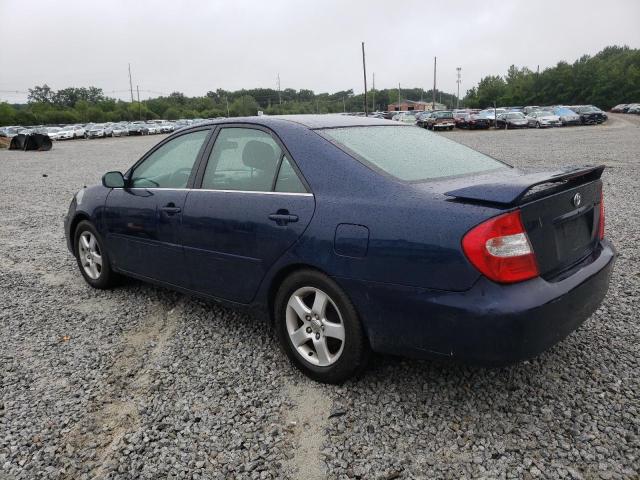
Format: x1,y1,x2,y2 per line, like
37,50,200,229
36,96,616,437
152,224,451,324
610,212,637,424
526,111,561,128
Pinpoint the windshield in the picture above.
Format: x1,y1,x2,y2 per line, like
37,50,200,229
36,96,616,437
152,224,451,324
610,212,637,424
506,113,525,119
434,111,453,118
321,126,506,182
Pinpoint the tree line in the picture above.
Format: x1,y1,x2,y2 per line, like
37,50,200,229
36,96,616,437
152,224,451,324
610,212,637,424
0,84,457,126
3,44,636,126
463,45,640,109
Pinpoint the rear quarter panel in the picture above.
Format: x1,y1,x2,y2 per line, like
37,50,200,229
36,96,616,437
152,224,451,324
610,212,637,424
262,123,500,293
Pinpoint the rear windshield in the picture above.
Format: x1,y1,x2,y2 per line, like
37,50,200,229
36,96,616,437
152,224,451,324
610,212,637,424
321,125,506,182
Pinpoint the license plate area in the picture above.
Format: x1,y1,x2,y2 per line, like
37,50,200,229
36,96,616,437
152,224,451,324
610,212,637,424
554,208,594,263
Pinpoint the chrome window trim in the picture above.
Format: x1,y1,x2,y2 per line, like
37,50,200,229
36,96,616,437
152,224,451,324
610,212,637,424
122,187,313,197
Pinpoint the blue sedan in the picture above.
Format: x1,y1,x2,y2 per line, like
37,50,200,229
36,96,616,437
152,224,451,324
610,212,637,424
64,115,615,383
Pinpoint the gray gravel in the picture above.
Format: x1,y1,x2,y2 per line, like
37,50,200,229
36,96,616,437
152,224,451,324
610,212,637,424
1,116,639,479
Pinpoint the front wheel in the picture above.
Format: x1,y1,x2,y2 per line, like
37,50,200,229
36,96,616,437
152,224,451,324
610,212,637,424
74,220,117,289
274,270,369,384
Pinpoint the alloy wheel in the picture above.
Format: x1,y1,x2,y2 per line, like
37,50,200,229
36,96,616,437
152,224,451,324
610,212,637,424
285,287,345,367
78,231,102,280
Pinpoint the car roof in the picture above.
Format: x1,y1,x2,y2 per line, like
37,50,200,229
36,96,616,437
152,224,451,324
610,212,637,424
189,114,398,130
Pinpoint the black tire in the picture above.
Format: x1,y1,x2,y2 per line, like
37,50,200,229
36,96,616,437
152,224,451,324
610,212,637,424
73,220,117,289
274,269,370,384
536,122,541,129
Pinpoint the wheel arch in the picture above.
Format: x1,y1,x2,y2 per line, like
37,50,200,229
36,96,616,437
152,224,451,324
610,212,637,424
266,263,331,324
68,212,91,255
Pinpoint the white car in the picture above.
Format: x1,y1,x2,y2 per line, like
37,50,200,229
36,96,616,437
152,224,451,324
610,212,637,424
526,111,561,128
72,125,86,138
46,127,62,140
57,127,75,140
159,123,174,133
87,125,106,138
391,112,417,124
146,124,161,134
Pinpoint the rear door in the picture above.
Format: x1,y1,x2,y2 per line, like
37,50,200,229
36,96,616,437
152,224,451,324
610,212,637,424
104,128,211,286
181,125,315,303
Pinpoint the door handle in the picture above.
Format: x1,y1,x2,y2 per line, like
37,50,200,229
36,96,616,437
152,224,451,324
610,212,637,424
269,212,298,226
160,204,182,215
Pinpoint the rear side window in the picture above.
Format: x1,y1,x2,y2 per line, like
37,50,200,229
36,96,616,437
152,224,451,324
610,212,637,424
202,128,282,192
275,156,307,193
322,126,506,182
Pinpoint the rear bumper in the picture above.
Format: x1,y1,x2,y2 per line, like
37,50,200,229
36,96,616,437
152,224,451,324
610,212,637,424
337,240,615,365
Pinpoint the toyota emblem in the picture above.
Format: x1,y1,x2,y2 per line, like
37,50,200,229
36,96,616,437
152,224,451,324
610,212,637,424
572,192,582,207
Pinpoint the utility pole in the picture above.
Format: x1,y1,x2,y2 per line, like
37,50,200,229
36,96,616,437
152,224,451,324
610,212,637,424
128,63,134,103
372,72,375,112
277,73,281,105
343,96,346,113
361,42,368,116
432,56,437,110
398,83,401,111
225,96,230,116
456,67,462,109
136,85,141,120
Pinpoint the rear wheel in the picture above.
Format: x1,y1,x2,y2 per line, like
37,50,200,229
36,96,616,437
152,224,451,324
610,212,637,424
74,220,117,289
274,270,369,383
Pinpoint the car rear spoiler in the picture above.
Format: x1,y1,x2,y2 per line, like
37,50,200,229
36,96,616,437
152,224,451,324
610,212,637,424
444,165,605,206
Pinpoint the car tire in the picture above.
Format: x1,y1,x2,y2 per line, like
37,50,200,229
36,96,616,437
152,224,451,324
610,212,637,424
536,122,541,128
73,220,117,289
274,269,370,384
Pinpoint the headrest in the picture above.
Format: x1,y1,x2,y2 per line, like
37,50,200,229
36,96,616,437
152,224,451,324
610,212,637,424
242,140,277,170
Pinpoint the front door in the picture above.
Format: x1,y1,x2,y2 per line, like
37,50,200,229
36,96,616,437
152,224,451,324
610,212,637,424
181,126,315,303
104,128,211,286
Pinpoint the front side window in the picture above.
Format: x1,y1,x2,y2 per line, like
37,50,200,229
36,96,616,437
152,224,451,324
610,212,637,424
322,126,507,182
131,130,209,188
202,128,283,192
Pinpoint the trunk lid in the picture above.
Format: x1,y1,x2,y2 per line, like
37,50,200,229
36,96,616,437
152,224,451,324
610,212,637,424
443,165,605,279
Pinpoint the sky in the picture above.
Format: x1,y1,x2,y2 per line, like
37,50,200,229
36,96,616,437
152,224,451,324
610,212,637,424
1,0,639,103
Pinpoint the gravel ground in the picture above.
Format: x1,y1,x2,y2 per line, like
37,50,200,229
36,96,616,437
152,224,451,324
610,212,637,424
1,115,638,480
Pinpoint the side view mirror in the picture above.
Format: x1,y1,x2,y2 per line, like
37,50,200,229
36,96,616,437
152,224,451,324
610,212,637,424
102,171,125,188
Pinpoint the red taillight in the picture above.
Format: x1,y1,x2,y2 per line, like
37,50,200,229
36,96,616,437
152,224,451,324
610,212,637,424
462,210,539,283
598,189,605,240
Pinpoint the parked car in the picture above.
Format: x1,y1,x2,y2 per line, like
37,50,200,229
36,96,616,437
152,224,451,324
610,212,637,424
495,112,529,129
391,112,418,124
45,127,62,140
111,124,129,137
416,112,432,128
526,111,561,128
57,126,76,140
159,122,175,133
146,123,161,134
453,111,469,128
425,110,455,130
71,125,86,139
0,126,23,138
64,115,614,383
611,104,628,113
523,106,541,115
459,113,491,130
553,107,581,126
477,108,506,126
627,104,640,114
87,125,106,139
570,106,607,124
127,123,149,136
